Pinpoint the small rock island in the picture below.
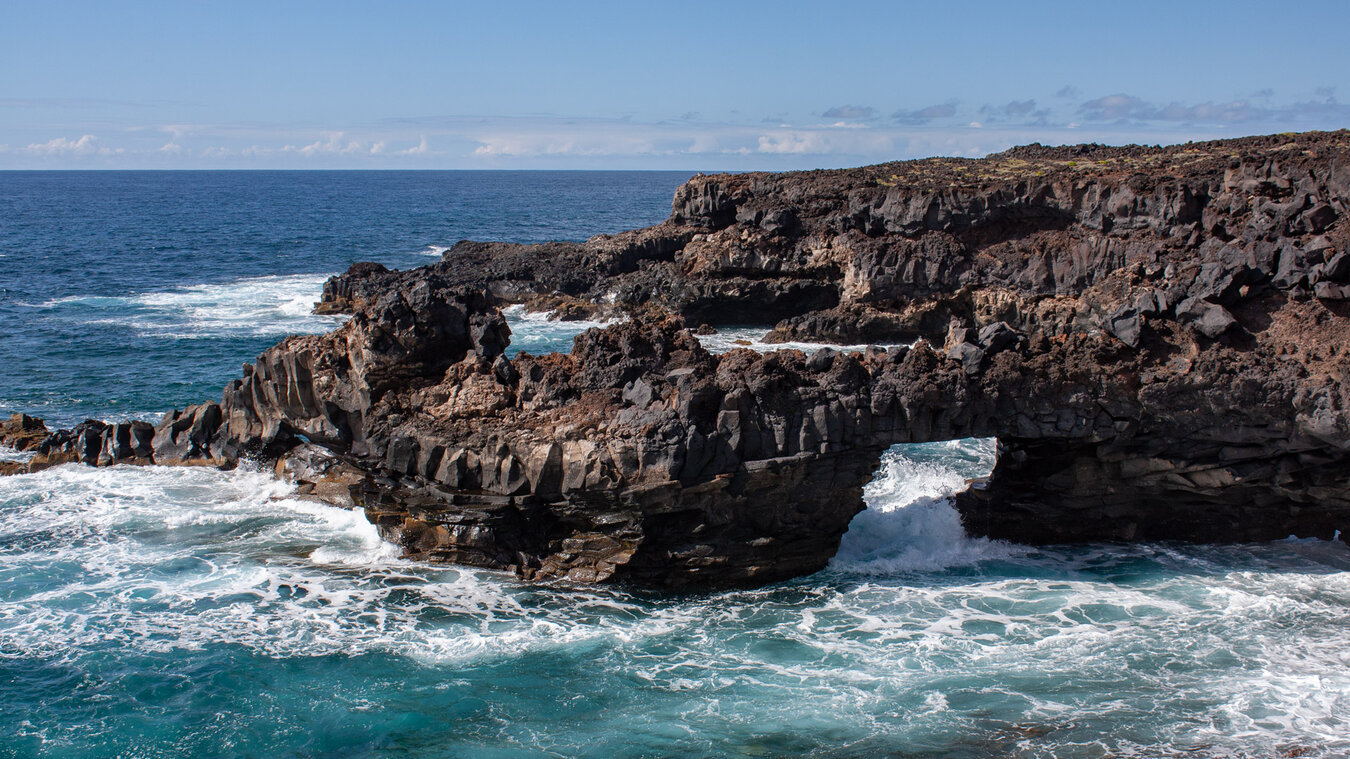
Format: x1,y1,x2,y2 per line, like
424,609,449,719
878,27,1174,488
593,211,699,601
6,130,1350,587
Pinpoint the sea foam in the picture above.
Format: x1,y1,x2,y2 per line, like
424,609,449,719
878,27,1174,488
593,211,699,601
0,464,659,666
502,304,620,357
830,439,1017,575
499,311,905,359
3,453,1350,755
695,325,905,355
32,273,347,340
0,446,34,464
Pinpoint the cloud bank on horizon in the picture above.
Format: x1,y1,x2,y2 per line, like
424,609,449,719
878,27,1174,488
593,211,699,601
2,1,1348,170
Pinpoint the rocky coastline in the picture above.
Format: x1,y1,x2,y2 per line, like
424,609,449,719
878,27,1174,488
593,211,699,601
6,130,1350,587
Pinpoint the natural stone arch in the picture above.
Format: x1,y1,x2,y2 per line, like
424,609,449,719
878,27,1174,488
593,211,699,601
12,130,1350,588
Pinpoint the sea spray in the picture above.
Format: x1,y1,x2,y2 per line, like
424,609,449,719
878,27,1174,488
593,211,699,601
830,439,1019,575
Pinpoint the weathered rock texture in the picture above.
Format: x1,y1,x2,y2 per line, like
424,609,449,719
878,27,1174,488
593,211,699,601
7,130,1350,586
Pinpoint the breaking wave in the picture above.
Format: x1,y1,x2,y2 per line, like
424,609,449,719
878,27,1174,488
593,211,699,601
3,458,1350,756
831,438,1018,574
31,273,347,340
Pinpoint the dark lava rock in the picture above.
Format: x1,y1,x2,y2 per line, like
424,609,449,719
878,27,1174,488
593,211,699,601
22,130,1350,586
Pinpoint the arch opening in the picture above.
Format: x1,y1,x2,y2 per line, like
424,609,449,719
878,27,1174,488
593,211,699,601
830,437,1012,575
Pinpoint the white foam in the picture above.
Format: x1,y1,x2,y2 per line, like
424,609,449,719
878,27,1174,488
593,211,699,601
695,325,905,355
0,464,672,666
0,445,34,463
498,312,905,358
420,245,452,257
31,273,347,339
502,304,621,356
4,453,1350,755
831,439,1016,574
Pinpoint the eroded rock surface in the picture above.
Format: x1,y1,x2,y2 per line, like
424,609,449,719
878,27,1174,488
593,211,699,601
8,130,1350,586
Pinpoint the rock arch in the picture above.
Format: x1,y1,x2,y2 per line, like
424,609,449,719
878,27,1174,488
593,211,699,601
13,130,1350,587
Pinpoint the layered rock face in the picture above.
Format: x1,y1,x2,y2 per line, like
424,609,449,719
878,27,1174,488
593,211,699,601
7,130,1350,586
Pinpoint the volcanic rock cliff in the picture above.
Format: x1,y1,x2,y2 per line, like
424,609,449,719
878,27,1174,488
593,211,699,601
7,130,1350,587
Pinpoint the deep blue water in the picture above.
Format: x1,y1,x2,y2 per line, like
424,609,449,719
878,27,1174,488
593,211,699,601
0,170,687,426
2,172,1349,759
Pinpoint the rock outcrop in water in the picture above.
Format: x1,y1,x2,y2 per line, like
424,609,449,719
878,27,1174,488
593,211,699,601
7,130,1350,586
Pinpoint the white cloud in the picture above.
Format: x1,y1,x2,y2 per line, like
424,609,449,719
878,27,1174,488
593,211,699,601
396,136,429,155
756,132,828,154
7,104,1347,169
159,124,201,140
688,132,748,155
25,134,120,155
470,127,661,158
472,137,591,157
286,132,366,156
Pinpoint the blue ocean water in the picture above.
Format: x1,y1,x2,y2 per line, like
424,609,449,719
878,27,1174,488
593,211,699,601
0,171,687,426
2,172,1350,758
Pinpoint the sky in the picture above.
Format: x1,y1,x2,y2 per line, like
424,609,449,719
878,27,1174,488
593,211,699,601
3,0,1349,170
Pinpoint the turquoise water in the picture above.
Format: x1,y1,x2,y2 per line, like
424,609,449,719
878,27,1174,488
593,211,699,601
2,172,1349,758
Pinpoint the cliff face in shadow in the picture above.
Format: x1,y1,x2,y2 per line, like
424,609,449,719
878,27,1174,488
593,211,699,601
9,130,1350,587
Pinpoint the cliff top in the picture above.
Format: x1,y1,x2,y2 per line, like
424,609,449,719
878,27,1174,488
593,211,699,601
689,129,1350,196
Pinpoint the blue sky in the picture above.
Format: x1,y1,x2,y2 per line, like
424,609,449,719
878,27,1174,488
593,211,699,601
3,0,1349,169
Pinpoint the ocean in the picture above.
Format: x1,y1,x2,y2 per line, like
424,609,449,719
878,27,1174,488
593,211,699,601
1,171,1348,758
